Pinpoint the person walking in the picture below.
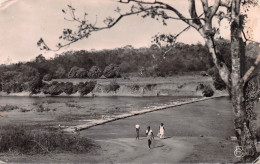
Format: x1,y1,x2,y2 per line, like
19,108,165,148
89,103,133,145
146,126,154,149
135,124,140,140
159,123,165,139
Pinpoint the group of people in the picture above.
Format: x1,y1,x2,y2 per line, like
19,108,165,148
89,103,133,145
135,123,165,149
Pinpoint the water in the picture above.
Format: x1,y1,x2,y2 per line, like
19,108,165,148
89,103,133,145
0,96,199,127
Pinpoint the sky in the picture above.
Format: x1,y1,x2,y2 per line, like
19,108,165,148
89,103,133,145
0,0,260,64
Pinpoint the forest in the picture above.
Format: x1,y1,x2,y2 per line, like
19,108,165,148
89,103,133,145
0,39,258,94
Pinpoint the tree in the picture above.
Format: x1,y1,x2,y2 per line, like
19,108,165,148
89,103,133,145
38,0,260,161
35,54,46,63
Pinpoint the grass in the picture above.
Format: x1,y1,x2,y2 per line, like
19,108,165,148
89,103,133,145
0,125,98,154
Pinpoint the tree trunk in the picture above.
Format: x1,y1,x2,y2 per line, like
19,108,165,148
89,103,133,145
230,0,257,161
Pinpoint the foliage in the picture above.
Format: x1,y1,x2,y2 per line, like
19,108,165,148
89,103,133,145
197,83,214,97
0,125,97,154
54,65,66,78
0,65,42,93
103,64,121,78
68,66,88,78
105,80,120,93
88,66,102,78
77,81,96,96
63,82,74,95
202,85,214,97
0,41,258,95
43,74,52,81
0,104,19,112
35,54,46,63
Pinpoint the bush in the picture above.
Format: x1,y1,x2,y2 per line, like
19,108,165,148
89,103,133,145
43,74,52,81
130,84,140,91
63,82,74,95
203,85,214,97
48,82,64,95
0,125,97,154
41,81,64,95
103,64,121,78
197,83,214,97
77,81,96,96
88,66,102,78
144,84,157,91
0,104,19,112
68,66,88,78
105,80,120,92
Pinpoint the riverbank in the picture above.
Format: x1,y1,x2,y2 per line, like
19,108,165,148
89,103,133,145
0,75,226,97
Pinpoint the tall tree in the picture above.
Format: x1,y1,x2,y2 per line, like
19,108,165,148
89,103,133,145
38,0,260,161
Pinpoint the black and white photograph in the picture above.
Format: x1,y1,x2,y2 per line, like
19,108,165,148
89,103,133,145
0,0,260,163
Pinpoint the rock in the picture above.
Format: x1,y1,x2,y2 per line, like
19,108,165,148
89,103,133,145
103,64,121,78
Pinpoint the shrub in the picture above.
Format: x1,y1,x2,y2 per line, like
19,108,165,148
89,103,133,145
105,80,120,92
68,66,88,78
0,125,98,154
41,83,50,94
48,82,63,95
63,82,74,95
103,64,121,78
130,84,140,91
76,68,88,78
43,74,52,81
202,85,214,97
88,66,102,78
0,104,19,112
77,81,96,96
144,84,157,91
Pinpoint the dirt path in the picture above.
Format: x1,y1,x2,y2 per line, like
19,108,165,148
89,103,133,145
95,136,237,163
97,137,193,163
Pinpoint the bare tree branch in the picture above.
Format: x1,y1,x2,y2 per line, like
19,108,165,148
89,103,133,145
39,1,206,51
219,0,232,8
188,0,202,25
120,0,202,29
209,0,220,20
